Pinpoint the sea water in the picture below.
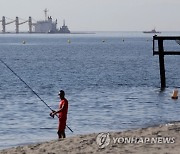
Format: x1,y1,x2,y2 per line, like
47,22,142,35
1,31,180,149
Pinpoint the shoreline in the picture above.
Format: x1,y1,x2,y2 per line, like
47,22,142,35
1,122,180,154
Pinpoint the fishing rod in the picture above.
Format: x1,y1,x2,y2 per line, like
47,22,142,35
0,58,73,133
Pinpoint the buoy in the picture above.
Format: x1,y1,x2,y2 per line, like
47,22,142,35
67,39,71,43
22,41,26,44
171,89,178,99
102,40,105,42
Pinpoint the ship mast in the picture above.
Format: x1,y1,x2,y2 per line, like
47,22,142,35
44,8,48,21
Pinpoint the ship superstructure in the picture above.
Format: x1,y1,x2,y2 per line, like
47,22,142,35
34,16,57,33
34,9,70,33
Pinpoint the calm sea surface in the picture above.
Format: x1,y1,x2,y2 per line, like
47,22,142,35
1,31,180,149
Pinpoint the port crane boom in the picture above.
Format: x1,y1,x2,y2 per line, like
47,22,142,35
5,20,15,25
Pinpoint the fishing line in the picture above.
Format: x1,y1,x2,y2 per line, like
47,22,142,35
0,58,73,133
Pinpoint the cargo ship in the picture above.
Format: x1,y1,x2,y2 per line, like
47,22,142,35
33,9,70,33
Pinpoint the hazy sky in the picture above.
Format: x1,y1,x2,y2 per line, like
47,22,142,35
0,0,180,31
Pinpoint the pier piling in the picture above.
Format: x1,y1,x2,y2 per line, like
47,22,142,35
153,35,180,89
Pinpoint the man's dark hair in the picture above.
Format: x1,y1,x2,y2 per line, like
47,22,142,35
59,90,65,96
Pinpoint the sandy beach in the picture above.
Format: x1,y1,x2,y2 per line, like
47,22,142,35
1,122,180,154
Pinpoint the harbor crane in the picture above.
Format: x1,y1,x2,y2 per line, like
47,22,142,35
15,17,32,33
0,16,33,33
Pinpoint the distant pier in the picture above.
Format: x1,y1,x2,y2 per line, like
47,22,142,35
153,35,180,89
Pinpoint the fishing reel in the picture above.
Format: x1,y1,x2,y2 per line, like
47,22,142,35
50,110,56,118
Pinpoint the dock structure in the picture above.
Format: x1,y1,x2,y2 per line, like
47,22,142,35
153,35,180,89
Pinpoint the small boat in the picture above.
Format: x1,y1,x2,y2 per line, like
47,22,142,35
143,28,161,34
59,20,70,34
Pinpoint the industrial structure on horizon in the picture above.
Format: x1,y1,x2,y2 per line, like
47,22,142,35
0,9,70,34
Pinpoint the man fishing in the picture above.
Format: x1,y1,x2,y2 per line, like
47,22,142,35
0,59,73,134
50,90,68,138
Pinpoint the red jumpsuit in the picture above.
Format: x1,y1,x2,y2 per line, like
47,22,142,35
58,98,68,131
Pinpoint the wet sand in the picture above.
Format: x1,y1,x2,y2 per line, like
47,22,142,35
1,122,180,154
